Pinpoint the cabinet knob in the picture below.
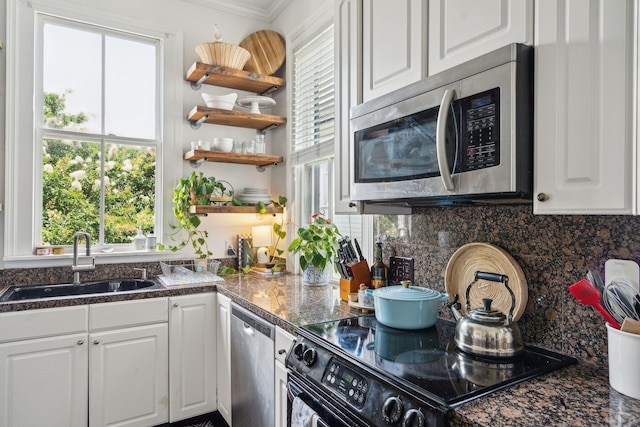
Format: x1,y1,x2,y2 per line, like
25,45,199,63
77,340,84,345
278,349,286,355
93,340,100,345
536,193,549,202
348,202,356,208
173,303,179,307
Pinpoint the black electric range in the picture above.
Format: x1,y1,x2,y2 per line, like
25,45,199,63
286,315,576,426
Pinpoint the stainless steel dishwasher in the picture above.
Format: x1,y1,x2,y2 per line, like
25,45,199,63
231,302,275,427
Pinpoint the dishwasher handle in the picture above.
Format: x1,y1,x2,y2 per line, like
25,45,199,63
231,303,275,340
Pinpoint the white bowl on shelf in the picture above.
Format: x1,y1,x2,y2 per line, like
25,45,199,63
213,137,234,152
202,92,237,110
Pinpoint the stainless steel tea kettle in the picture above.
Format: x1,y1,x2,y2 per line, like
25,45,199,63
450,271,523,358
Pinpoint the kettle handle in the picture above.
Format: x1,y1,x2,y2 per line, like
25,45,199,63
465,271,516,322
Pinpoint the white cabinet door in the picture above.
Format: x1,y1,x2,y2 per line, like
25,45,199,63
216,293,232,425
169,293,217,422
275,359,288,427
0,333,88,427
334,0,362,214
428,0,533,75
274,327,295,427
362,0,426,102
89,324,169,427
533,0,637,214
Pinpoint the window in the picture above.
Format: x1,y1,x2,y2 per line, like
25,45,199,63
289,19,365,276
5,0,181,264
40,18,159,246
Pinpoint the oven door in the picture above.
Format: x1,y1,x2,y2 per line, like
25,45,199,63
287,374,367,427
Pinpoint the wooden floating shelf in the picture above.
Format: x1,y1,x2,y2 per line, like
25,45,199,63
188,106,287,131
184,150,283,167
185,62,285,94
190,205,284,214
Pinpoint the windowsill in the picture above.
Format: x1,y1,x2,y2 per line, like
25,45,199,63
2,250,185,269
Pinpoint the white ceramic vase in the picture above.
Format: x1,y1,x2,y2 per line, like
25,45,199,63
303,265,329,285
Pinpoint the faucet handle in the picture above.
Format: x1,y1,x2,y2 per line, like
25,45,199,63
133,268,147,280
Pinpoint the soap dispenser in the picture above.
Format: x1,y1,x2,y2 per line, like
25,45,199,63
133,227,146,250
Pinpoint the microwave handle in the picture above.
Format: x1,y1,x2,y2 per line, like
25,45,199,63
436,88,456,191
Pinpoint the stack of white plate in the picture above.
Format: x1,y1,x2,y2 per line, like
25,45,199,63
236,188,272,205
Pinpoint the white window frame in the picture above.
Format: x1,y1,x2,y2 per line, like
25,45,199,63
4,0,183,267
286,3,372,276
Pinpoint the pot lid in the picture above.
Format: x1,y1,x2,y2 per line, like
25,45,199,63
374,285,445,301
469,299,507,323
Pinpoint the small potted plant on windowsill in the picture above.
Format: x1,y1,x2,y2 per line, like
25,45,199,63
288,212,341,285
159,171,227,259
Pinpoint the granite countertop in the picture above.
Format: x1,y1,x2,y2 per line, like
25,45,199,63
1,273,639,426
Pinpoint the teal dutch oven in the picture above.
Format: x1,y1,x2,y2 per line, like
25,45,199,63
373,281,449,330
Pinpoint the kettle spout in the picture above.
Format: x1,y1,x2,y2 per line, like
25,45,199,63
448,294,464,321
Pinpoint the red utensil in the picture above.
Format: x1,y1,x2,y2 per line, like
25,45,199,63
569,279,621,329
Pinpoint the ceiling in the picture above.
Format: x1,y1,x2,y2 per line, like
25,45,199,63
181,0,292,23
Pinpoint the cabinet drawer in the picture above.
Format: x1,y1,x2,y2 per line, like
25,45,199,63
275,327,295,364
0,306,88,343
90,298,168,331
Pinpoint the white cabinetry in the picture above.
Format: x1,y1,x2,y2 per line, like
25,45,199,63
88,299,169,427
0,300,170,427
169,293,217,422
216,293,232,425
362,0,427,102
0,307,89,427
275,327,295,427
428,0,533,75
334,0,361,214
89,324,168,427
533,0,638,214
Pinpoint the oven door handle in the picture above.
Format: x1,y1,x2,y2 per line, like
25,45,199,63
287,380,305,402
287,381,332,427
436,88,456,191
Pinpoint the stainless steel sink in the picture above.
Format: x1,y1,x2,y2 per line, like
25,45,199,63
0,279,163,302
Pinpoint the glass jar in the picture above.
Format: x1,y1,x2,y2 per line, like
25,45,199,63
255,134,265,154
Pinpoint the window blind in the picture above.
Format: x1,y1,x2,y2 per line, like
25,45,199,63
292,25,335,153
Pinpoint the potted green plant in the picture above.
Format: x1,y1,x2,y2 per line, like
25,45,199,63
159,171,226,259
288,212,341,284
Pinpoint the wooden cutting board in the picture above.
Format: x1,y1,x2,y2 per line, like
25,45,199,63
445,242,528,321
240,30,286,75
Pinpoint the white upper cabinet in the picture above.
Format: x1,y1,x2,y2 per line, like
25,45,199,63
428,0,533,75
533,0,638,214
362,0,427,102
334,0,362,214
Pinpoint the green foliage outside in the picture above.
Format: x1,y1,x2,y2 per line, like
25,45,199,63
41,91,156,245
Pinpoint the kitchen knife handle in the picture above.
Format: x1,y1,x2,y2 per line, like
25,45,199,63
354,238,364,261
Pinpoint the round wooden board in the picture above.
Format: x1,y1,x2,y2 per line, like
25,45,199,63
239,30,286,75
348,300,375,312
445,242,528,321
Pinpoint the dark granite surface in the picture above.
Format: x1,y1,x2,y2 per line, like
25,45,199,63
1,272,640,426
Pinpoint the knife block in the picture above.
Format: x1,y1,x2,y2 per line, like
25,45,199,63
340,259,371,301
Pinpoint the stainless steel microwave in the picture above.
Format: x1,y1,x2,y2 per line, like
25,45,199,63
350,43,533,210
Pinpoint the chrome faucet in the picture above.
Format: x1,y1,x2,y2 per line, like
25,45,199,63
72,232,95,284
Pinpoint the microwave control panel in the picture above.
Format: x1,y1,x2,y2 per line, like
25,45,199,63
458,87,500,172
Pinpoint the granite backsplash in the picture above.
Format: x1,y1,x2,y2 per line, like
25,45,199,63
1,204,638,366
384,204,640,366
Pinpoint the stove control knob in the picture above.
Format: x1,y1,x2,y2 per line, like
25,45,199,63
302,348,317,366
293,342,307,361
382,396,404,424
403,408,425,427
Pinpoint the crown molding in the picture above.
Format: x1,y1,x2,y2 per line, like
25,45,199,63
181,0,292,23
